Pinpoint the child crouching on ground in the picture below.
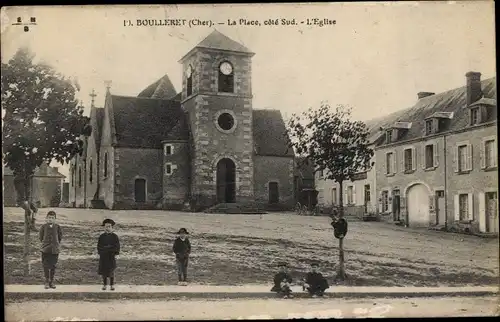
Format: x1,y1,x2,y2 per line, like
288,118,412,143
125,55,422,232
302,260,329,297
271,261,294,298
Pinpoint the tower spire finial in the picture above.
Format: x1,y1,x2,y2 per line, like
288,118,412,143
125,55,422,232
89,89,97,107
104,80,112,92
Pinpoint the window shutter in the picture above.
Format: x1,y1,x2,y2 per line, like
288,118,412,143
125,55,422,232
422,145,427,170
344,186,348,206
433,142,439,168
468,193,474,221
480,140,486,169
493,139,498,167
429,195,435,213
467,144,473,171
378,192,383,213
453,146,458,173
352,185,356,205
412,147,417,171
454,195,460,221
478,192,486,233
397,150,402,173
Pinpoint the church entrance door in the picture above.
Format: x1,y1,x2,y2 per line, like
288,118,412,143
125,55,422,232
216,158,236,203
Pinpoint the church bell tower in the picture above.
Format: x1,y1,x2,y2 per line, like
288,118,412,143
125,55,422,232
179,30,255,207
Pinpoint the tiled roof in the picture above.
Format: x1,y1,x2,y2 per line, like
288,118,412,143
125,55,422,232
3,163,65,178
90,106,104,149
195,30,253,54
374,77,496,147
163,114,189,141
252,109,294,157
111,96,184,148
137,74,177,99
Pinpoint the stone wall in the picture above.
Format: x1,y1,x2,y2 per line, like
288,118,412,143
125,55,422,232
253,155,295,208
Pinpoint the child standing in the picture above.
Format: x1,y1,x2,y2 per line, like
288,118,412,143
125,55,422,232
97,219,120,291
172,228,191,285
303,260,329,297
271,261,294,298
39,211,62,289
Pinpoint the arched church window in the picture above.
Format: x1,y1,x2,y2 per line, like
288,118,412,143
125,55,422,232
104,152,108,178
218,61,234,93
89,159,93,183
186,64,193,96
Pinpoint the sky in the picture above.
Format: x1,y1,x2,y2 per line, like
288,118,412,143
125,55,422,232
1,2,496,179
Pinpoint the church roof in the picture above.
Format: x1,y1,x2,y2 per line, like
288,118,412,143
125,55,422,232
163,116,189,141
253,109,294,157
196,30,253,54
111,95,184,148
90,106,104,150
137,74,177,99
372,77,496,147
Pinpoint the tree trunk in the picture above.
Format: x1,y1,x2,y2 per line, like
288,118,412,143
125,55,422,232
336,180,347,281
23,205,31,276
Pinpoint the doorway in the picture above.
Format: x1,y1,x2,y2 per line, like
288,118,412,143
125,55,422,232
392,189,401,221
435,190,445,225
486,192,498,233
269,182,279,204
364,184,371,213
216,158,236,203
134,178,146,203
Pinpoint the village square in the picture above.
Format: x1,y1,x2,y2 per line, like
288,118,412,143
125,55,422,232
2,3,498,321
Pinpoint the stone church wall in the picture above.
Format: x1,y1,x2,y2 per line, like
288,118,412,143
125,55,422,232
162,141,191,209
254,155,295,209
113,147,163,210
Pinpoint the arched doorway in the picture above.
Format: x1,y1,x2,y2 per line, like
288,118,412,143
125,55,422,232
216,158,236,203
406,184,430,227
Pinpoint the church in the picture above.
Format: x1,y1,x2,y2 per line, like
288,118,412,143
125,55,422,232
68,30,296,210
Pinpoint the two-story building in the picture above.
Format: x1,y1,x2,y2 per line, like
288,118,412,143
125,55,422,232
374,72,497,234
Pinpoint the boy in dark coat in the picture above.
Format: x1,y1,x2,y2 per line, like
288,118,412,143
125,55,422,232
39,211,62,289
173,228,191,285
303,260,329,297
271,261,294,298
97,219,120,291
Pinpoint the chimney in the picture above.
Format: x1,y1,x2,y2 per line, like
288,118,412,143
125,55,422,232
418,92,435,99
53,167,59,172
466,71,482,106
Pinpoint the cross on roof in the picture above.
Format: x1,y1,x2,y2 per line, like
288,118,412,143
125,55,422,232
104,80,112,92
89,89,97,107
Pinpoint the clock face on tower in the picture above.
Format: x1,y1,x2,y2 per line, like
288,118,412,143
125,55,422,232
186,65,193,77
220,62,233,75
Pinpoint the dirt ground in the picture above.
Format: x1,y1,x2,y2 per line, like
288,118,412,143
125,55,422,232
3,207,498,286
5,296,499,320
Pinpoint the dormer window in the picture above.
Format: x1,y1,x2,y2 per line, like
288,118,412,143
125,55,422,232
186,64,193,97
386,130,392,144
218,61,234,93
470,107,480,125
425,119,433,135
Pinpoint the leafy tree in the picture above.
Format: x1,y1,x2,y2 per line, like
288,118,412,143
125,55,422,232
287,103,374,281
2,47,89,275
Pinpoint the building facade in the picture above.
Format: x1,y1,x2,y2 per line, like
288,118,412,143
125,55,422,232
69,31,295,210
3,163,65,207
374,72,497,234
315,150,377,216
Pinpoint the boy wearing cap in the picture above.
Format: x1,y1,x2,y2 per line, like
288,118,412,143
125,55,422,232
173,228,191,285
303,260,329,297
97,218,120,290
39,210,63,289
271,261,294,298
